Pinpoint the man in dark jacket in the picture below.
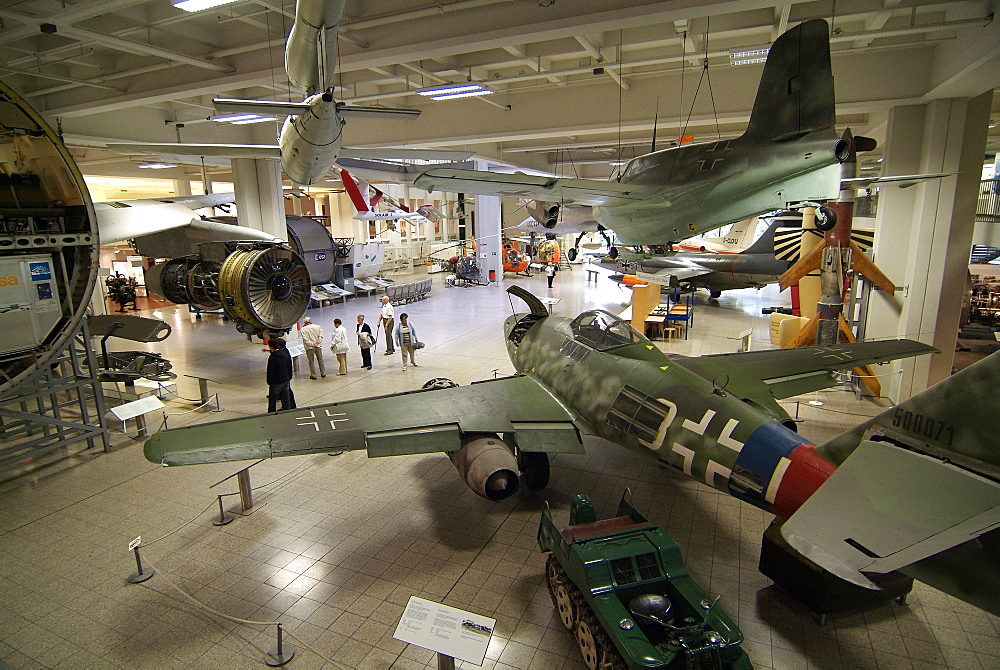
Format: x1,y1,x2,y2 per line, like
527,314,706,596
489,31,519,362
266,337,295,412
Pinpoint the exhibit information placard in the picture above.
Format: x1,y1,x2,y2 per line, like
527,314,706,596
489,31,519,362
393,596,495,666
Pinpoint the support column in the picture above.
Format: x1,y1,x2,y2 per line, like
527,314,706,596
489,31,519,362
866,91,992,400
475,194,502,284
232,158,286,240
172,180,192,197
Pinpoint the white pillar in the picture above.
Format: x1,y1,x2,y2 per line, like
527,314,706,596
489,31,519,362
232,158,285,240
476,194,502,284
866,91,992,400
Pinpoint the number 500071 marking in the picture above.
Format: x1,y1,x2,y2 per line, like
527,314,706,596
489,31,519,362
892,409,954,445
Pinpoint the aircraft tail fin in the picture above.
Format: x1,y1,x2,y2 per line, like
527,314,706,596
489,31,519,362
745,19,835,142
741,218,781,256
340,168,371,213
725,217,757,250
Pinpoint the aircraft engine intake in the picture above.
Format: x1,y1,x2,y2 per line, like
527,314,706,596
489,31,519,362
218,243,311,334
449,435,520,501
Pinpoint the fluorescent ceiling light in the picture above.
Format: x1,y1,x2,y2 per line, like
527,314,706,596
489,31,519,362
213,113,264,123
609,160,628,166
418,83,493,100
730,47,769,66
418,83,484,96
172,0,239,12
230,116,274,125
137,162,176,169
429,89,493,101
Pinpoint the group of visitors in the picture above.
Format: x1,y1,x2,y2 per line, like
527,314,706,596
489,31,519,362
265,295,422,412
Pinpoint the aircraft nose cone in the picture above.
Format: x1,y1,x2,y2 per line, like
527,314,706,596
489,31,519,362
488,474,508,491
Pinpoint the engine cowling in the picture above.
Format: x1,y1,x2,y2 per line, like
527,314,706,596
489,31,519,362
449,435,519,501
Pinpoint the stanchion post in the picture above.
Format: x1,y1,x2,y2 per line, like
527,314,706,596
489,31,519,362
212,494,234,526
236,467,253,511
213,392,222,412
162,411,169,430
265,622,295,666
127,536,154,583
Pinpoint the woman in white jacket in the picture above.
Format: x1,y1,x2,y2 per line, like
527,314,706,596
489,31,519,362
330,318,350,375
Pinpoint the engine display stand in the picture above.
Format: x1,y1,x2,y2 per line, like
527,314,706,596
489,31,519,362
759,519,912,625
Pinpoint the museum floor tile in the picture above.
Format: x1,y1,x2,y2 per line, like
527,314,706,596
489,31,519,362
0,266,996,669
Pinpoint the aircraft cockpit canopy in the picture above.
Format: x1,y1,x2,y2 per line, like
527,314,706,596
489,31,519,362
570,310,648,351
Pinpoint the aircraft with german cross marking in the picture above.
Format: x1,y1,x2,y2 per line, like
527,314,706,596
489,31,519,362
144,286,1000,616
414,19,945,248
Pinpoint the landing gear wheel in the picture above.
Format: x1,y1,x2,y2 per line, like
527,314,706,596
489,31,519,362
709,290,722,300
608,247,619,259
567,247,578,262
815,206,838,231
574,615,599,669
518,451,550,491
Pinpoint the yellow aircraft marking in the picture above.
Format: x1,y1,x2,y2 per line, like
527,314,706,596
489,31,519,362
765,457,792,504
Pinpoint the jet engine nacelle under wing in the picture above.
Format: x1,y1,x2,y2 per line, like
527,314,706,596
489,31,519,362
449,434,520,501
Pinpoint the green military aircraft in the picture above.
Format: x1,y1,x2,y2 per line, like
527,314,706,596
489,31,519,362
414,19,945,247
145,286,1000,615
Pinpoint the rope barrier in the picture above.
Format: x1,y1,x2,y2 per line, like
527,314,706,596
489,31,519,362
138,498,218,548
139,556,353,668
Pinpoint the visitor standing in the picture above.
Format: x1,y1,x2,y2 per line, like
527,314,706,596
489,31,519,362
300,316,325,379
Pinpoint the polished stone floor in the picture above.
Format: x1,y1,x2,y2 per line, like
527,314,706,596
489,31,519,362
0,265,996,669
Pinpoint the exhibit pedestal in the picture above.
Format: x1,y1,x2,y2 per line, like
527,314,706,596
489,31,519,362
759,520,912,624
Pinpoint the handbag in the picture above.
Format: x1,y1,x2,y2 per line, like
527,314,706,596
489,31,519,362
412,340,425,350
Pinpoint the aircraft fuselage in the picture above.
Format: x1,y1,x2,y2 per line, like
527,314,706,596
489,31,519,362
279,91,344,185
504,311,834,520
595,130,841,245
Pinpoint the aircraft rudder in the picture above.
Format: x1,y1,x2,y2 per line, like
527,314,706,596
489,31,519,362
745,19,835,141
339,168,370,212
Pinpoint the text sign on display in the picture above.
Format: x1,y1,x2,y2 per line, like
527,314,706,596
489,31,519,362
393,596,495,665
128,536,141,552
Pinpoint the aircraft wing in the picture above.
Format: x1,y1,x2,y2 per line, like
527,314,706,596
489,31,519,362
144,374,587,466
161,192,237,210
842,173,950,189
415,168,659,206
672,340,938,401
107,142,281,159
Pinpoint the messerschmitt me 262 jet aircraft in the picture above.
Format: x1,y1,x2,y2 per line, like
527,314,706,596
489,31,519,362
145,285,1000,616
415,19,943,249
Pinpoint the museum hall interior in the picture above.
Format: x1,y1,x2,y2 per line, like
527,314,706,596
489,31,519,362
1,1,999,668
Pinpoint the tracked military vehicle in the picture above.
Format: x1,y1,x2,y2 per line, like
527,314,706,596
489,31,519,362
538,490,753,670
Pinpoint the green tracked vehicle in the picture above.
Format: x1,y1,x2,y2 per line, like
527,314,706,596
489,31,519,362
538,490,753,670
